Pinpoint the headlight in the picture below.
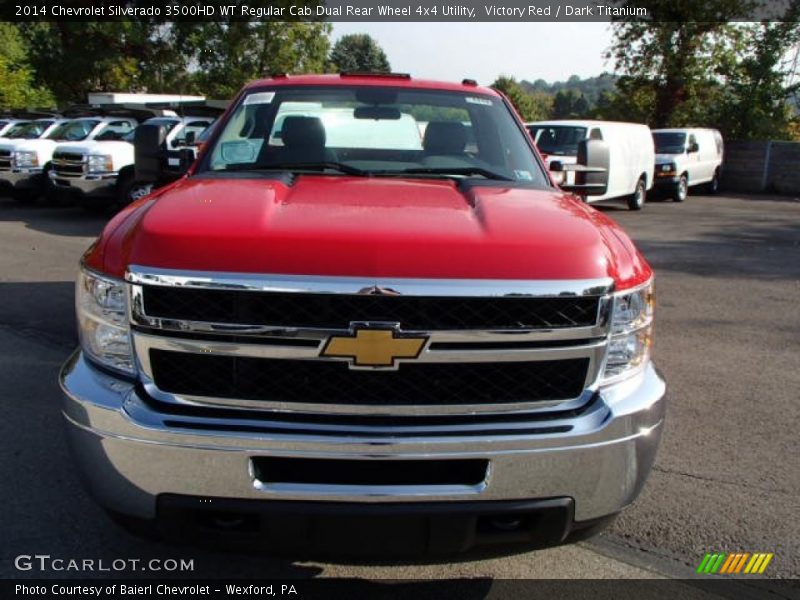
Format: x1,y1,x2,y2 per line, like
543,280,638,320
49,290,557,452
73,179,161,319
602,280,655,383
76,268,134,375
87,154,114,173
13,151,39,168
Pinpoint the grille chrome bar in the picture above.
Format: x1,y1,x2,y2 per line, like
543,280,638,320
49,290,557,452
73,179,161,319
127,265,615,298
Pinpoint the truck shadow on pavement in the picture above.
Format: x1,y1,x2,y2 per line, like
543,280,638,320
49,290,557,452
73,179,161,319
0,196,107,238
633,220,800,281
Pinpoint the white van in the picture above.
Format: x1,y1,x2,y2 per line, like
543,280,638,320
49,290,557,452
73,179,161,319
527,120,655,210
652,128,724,202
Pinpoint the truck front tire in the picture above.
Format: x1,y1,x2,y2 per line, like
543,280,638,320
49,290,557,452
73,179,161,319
117,174,153,212
674,174,688,202
627,177,646,210
705,169,720,194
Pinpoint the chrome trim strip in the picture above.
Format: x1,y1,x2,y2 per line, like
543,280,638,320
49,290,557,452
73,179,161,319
251,482,488,497
126,265,615,298
134,331,604,366
130,317,611,344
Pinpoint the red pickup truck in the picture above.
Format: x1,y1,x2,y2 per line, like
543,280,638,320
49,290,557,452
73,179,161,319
61,74,665,556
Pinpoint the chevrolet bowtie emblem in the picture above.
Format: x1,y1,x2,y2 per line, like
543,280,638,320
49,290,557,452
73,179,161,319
321,327,428,369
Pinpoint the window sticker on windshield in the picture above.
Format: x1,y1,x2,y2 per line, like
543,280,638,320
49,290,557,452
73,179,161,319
244,92,275,105
514,170,533,181
465,96,493,106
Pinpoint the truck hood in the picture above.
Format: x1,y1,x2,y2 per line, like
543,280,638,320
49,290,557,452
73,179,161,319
3,139,57,153
54,140,131,155
90,175,651,288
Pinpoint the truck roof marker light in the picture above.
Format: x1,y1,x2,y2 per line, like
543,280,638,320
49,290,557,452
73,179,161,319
339,72,412,79
462,79,478,86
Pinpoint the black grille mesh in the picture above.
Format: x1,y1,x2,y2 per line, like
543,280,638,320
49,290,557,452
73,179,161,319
142,287,600,330
149,350,589,406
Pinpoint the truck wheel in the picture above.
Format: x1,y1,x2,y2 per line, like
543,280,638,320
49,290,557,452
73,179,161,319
705,169,720,194
117,175,152,211
11,189,35,204
627,178,646,210
674,174,688,202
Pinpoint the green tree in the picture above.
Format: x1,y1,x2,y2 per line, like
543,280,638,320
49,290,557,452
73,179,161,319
574,94,590,116
172,20,331,99
0,23,54,109
607,0,752,127
492,76,552,121
552,89,578,118
715,17,800,139
19,22,159,104
329,33,391,73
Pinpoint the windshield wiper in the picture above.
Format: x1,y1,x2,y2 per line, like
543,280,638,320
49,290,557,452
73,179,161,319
223,162,369,177
386,166,514,181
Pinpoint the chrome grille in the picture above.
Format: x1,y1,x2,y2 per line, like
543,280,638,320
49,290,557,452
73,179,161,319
52,152,86,177
0,150,11,171
127,266,613,418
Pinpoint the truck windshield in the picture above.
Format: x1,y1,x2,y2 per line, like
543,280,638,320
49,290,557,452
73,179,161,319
203,85,546,184
653,132,687,154
6,121,51,139
122,119,180,143
527,125,587,156
49,119,100,141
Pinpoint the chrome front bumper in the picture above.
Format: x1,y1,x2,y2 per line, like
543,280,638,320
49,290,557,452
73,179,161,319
1,168,44,189
49,170,118,196
60,351,666,522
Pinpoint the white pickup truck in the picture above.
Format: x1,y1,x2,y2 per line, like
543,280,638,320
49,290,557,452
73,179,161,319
50,114,214,211
0,117,71,202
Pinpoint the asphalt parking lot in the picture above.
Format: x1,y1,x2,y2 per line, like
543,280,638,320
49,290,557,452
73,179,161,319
0,191,798,584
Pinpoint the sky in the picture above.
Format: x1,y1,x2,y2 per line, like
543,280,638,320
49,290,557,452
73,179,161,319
331,23,616,86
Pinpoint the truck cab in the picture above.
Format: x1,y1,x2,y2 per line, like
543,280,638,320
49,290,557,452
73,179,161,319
61,74,665,556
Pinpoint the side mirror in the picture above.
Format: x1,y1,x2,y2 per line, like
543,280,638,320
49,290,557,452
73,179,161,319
134,124,167,183
185,131,197,145
688,142,699,153
558,139,609,196
549,160,564,172
576,139,609,196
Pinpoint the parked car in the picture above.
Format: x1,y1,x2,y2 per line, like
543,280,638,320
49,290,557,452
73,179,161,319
0,115,71,202
652,128,724,202
527,120,655,210
62,74,665,557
